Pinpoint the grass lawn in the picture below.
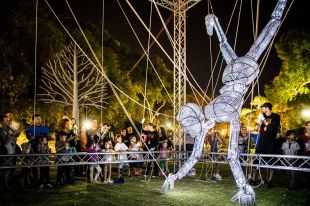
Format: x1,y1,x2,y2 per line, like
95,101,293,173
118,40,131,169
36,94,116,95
0,163,309,206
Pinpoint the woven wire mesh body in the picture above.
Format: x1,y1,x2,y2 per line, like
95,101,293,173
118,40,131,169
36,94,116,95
176,103,205,137
165,1,289,205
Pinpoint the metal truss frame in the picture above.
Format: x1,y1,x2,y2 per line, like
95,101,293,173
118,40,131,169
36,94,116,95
1,152,309,172
151,0,201,150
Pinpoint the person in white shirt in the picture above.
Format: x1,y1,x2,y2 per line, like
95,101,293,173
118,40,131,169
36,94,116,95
281,130,300,189
114,135,129,178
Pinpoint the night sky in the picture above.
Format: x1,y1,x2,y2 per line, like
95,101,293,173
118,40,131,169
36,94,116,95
50,0,309,99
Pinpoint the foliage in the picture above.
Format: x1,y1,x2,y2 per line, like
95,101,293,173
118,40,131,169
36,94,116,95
265,30,310,103
0,0,173,132
0,0,65,108
241,30,310,130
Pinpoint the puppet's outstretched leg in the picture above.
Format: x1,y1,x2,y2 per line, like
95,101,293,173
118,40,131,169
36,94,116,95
228,119,255,205
161,120,215,194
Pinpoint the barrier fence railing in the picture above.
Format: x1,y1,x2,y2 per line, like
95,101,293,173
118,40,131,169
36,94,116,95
0,151,309,172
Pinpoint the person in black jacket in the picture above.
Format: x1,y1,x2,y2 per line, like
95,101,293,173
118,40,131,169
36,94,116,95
250,102,280,188
145,123,159,176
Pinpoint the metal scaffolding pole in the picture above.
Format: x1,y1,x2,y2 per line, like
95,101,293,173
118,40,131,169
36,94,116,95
151,0,201,169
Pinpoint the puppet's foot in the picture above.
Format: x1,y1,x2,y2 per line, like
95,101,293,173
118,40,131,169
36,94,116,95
161,174,177,194
231,184,256,206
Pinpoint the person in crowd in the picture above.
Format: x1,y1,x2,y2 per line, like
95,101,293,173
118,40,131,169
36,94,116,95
20,142,32,187
281,130,300,189
141,124,149,150
0,113,18,190
166,130,174,149
79,126,88,152
5,111,21,145
102,142,113,183
97,123,110,143
121,128,130,147
55,136,72,186
57,119,76,152
86,119,100,148
159,142,169,176
276,127,287,154
298,121,310,156
251,102,280,188
238,126,253,154
71,118,78,136
145,123,159,176
126,126,136,145
185,133,195,156
207,128,223,180
114,135,129,178
37,136,53,188
25,113,51,185
297,121,310,192
87,141,102,184
158,126,168,149
128,135,143,177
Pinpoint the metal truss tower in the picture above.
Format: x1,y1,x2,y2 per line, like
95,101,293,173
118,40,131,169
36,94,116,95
151,0,201,149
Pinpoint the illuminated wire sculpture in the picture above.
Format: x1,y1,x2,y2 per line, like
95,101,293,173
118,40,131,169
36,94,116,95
162,0,288,205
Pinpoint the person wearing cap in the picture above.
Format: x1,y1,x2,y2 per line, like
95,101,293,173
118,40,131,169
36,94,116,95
250,102,280,188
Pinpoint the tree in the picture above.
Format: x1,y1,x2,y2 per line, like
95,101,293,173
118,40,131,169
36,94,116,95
0,0,65,109
265,30,310,103
38,42,108,126
262,30,310,129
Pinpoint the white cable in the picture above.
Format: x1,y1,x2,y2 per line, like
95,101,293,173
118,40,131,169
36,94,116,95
63,0,168,178
33,0,38,137
44,0,173,119
204,0,239,97
142,1,153,122
101,0,105,124
117,0,173,104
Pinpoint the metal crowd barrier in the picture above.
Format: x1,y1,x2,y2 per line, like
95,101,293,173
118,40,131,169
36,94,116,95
0,151,309,172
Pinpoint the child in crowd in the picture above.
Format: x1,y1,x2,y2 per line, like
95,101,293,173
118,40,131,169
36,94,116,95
20,142,32,187
128,135,143,176
37,136,52,188
55,136,72,186
281,130,300,189
208,129,223,180
159,142,169,176
114,135,128,178
103,142,113,183
87,141,102,184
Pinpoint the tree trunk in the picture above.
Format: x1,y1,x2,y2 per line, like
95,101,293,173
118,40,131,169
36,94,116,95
72,43,79,127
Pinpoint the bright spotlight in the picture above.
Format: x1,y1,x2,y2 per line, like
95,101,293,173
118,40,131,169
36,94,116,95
83,120,92,130
302,109,310,119
166,122,172,128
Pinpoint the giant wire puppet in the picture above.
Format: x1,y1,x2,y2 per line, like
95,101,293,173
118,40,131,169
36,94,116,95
162,0,288,205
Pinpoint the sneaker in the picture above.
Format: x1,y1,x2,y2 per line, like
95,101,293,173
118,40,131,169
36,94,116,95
39,184,44,189
46,183,53,188
213,173,222,180
108,180,113,184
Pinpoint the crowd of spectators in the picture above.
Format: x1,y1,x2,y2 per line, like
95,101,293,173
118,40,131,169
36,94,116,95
0,112,174,189
0,105,310,193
